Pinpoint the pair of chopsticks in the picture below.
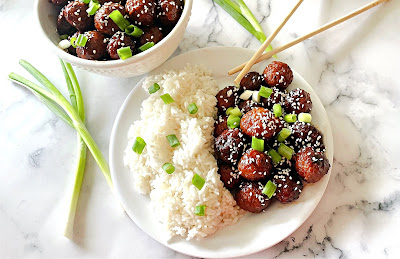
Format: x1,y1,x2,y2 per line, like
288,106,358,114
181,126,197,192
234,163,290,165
231,0,389,82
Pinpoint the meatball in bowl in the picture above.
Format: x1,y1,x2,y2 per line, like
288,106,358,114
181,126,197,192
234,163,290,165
35,0,193,77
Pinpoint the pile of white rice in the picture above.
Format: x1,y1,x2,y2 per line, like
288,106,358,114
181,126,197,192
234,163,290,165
124,65,244,240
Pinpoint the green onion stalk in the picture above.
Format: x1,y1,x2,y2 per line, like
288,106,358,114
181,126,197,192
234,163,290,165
214,0,275,54
8,60,113,238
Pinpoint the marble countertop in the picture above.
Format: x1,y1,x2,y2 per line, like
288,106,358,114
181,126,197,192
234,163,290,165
1,0,400,258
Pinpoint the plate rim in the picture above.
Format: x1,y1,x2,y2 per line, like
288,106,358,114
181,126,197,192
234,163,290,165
109,46,334,258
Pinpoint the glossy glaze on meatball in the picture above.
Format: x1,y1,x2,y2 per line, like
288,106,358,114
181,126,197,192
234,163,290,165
216,86,239,113
238,149,273,181
139,26,164,46
214,115,228,137
261,87,286,109
126,0,156,26
272,169,303,204
290,121,325,152
76,31,108,60
285,88,312,114
295,147,330,183
64,1,94,32
95,2,126,35
235,181,271,213
218,164,240,190
157,0,183,27
238,99,262,114
240,72,263,91
240,107,280,140
214,128,244,164
57,6,76,35
107,32,136,59
263,61,293,90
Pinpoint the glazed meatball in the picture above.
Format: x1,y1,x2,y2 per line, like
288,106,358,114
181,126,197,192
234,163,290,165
98,0,124,4
235,181,271,213
290,121,325,152
95,2,126,35
218,164,240,190
64,1,94,32
157,0,183,27
272,169,303,204
238,149,273,181
126,0,156,26
139,26,164,46
295,147,330,183
48,0,67,5
263,61,293,90
238,99,262,114
285,88,312,114
239,72,263,91
214,128,244,164
214,115,228,137
107,32,136,59
76,31,108,60
261,87,286,109
240,107,280,140
57,6,76,35
216,86,238,113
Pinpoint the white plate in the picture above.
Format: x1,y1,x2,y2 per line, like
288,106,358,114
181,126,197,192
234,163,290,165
109,47,333,258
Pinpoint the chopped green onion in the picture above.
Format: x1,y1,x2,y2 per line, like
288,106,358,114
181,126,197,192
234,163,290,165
148,83,160,94
82,0,90,3
278,143,294,160
166,134,180,147
227,107,242,117
252,137,264,152
298,113,312,123
259,86,273,98
227,115,241,129
226,107,233,115
262,180,277,199
86,2,100,15
284,114,297,123
160,93,174,104
277,128,291,142
70,37,77,48
268,149,282,164
75,34,88,47
273,104,282,117
125,24,143,38
139,42,155,52
132,137,146,154
109,10,130,31
195,205,206,216
192,174,205,190
117,47,132,60
60,34,69,40
162,162,175,174
188,103,198,114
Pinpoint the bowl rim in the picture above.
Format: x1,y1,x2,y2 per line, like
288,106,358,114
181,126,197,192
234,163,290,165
34,0,193,69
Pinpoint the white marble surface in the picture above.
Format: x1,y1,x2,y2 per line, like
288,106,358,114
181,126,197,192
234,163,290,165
1,0,400,258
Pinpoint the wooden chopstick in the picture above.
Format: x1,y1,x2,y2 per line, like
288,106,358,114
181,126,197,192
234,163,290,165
234,0,304,85
228,0,389,76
